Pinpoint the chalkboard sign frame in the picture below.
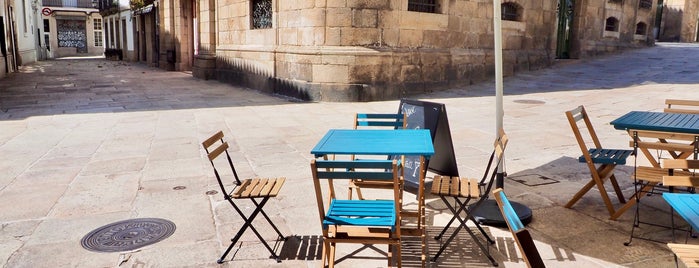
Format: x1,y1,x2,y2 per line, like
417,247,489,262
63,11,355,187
398,99,459,187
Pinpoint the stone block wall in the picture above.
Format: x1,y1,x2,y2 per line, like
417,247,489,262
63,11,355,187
195,0,655,101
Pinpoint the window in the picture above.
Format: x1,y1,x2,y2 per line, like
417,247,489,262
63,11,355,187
408,0,439,13
635,22,647,35
94,18,103,46
502,2,522,21
251,0,272,29
605,17,619,32
639,0,652,9
44,19,50,32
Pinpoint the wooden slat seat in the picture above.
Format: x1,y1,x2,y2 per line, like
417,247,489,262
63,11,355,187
668,243,699,268
665,99,699,114
581,148,633,165
430,176,480,198
232,177,286,198
634,166,692,183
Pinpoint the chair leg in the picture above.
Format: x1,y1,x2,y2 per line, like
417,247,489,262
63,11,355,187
328,242,336,268
434,196,471,240
608,174,626,203
395,242,402,268
222,197,282,262
251,199,286,240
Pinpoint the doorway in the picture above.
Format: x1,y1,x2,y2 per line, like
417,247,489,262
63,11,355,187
556,0,574,59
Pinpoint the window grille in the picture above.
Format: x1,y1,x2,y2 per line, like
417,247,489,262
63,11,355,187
639,0,652,9
408,0,438,13
502,2,521,21
252,0,272,29
605,17,619,32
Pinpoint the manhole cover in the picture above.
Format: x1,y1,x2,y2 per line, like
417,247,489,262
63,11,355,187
173,186,186,190
81,218,176,252
206,190,218,195
513,99,546,104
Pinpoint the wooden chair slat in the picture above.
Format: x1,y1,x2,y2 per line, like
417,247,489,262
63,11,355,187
202,130,224,148
269,177,286,196
207,142,229,161
251,178,269,197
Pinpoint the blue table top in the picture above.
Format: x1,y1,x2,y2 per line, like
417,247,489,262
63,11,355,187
610,111,699,134
311,129,435,158
663,193,699,231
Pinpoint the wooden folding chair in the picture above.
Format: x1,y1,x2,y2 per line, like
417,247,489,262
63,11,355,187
348,113,406,200
429,130,508,265
665,99,699,114
564,105,633,218
493,188,546,268
311,159,402,268
202,131,287,263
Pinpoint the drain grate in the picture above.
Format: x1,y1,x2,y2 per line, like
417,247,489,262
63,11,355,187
81,218,176,252
508,174,560,187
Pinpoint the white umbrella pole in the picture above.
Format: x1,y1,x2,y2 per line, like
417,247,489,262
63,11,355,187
494,0,505,188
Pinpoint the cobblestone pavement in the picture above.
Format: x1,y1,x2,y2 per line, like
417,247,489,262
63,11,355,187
1,43,698,267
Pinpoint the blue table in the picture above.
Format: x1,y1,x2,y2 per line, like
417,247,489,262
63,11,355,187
609,111,699,220
663,193,699,232
610,111,699,134
610,111,699,167
312,129,434,158
311,129,435,263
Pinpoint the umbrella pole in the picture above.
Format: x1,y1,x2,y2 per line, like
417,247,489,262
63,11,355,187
470,0,533,228
494,0,505,189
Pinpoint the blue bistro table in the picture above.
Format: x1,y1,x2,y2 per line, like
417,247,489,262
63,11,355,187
609,111,699,220
311,129,435,263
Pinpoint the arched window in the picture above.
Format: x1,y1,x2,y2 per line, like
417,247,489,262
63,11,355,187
639,0,652,9
605,17,619,32
636,22,647,35
502,2,522,21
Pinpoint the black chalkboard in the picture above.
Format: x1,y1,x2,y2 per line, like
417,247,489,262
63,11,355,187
398,99,459,188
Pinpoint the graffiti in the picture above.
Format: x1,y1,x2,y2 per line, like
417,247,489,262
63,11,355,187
57,19,87,52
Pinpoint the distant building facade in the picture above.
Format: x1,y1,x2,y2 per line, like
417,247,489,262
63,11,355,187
41,0,102,58
157,0,661,101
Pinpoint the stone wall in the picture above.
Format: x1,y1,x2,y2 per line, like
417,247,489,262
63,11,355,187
191,0,656,101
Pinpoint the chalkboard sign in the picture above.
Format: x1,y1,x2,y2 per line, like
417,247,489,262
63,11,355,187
398,99,459,188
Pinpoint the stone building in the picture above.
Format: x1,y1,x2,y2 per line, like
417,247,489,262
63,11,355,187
1,0,42,77
161,0,658,101
656,0,699,42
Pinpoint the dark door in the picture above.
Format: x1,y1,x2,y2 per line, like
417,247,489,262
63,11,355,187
556,0,574,59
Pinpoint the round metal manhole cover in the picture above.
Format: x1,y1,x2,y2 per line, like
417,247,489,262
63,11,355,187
513,99,546,104
81,218,176,252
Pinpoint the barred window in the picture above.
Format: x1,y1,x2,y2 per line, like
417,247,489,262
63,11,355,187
635,22,647,35
251,0,272,29
502,2,522,21
605,17,619,32
639,0,652,8
408,0,439,13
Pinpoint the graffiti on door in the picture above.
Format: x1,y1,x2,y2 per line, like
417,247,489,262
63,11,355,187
57,19,87,53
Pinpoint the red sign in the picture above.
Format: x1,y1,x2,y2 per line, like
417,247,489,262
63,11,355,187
41,7,52,16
